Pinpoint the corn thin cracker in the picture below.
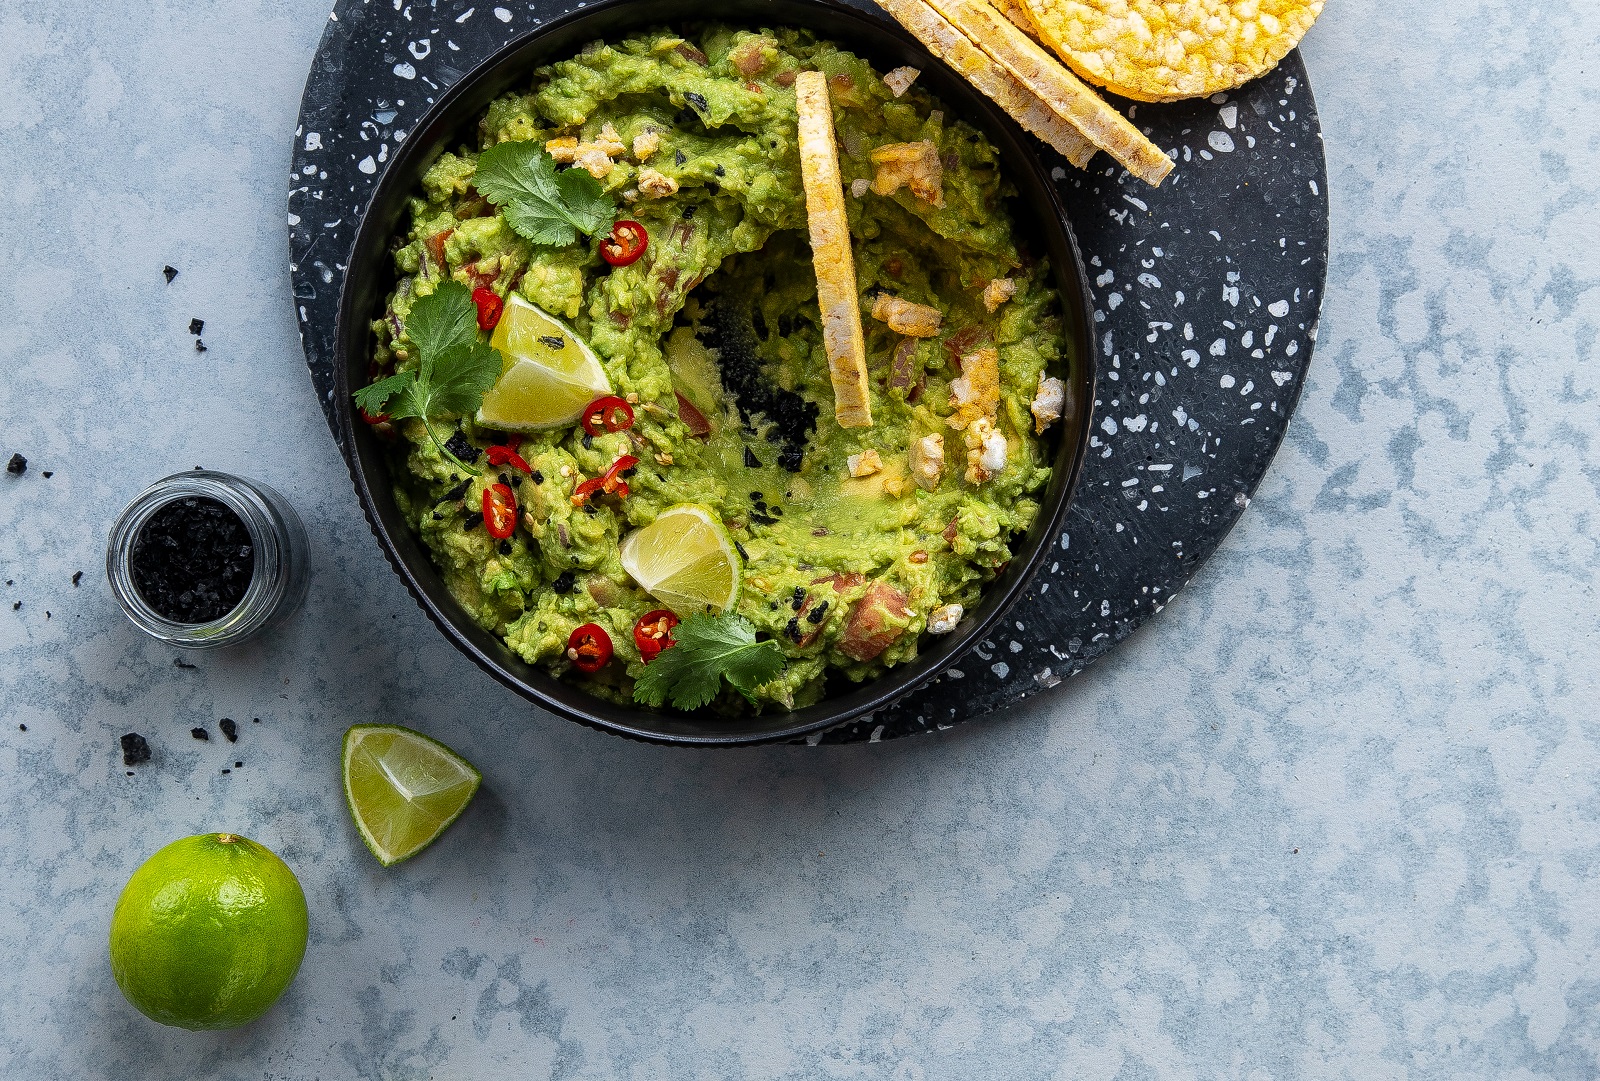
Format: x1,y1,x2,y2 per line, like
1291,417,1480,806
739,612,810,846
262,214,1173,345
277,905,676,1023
1023,0,1324,102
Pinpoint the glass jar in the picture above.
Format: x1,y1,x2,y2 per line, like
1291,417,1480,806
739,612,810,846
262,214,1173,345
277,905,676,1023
106,470,310,648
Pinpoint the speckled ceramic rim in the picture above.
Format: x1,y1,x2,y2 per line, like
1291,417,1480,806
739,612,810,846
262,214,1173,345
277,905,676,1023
332,0,1098,746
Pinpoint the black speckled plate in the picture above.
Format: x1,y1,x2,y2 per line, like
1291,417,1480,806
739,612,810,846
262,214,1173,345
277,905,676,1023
289,0,1328,744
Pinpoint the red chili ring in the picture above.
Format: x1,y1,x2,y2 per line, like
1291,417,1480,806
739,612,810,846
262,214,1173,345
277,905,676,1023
482,482,517,539
472,287,504,331
632,609,680,663
599,220,648,267
581,395,635,435
566,623,614,673
485,444,532,473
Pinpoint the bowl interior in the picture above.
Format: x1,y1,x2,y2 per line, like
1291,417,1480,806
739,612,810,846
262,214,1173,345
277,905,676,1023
333,0,1097,745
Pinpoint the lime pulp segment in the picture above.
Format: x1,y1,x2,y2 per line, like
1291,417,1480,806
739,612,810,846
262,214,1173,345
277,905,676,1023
342,724,481,866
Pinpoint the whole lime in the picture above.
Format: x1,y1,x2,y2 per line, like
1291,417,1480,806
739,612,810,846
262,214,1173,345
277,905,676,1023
109,833,309,1030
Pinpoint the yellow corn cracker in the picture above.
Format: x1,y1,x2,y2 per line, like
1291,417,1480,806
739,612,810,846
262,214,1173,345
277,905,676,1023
921,0,1173,185
872,0,1098,169
1024,0,1324,102
796,71,873,429
989,0,1044,41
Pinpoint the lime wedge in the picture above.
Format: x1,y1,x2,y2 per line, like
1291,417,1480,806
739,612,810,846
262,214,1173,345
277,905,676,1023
619,504,743,615
341,724,481,867
477,294,611,431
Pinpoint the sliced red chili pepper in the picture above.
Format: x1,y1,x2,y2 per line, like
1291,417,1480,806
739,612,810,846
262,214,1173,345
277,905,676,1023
472,287,504,331
674,391,712,438
359,406,390,425
632,609,680,663
581,396,635,435
485,444,532,473
599,220,648,267
571,454,640,506
482,483,517,539
566,623,613,673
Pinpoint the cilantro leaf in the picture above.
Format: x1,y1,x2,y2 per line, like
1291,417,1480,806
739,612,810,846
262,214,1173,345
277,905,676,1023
353,280,502,474
353,371,413,416
474,140,613,247
633,613,787,710
405,278,479,366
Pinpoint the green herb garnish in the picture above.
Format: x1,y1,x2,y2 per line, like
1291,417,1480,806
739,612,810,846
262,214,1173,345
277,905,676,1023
354,280,500,475
473,141,613,247
632,613,787,710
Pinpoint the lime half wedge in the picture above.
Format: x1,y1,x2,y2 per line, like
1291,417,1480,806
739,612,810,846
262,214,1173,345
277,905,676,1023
478,294,611,431
619,504,743,615
342,724,481,867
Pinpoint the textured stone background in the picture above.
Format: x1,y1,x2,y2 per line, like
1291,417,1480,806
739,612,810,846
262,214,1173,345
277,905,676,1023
2,0,1597,1078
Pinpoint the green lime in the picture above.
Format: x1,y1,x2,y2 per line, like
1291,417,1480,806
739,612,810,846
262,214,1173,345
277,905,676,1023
618,503,743,614
342,724,481,867
109,833,308,1030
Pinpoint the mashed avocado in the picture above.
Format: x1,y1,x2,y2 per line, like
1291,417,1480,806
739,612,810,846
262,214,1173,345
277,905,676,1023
369,26,1072,712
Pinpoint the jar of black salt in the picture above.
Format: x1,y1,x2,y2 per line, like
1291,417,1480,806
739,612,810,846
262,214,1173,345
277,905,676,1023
106,471,309,647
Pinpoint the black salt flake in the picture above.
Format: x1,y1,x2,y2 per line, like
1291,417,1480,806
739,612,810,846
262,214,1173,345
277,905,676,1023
188,318,205,335
120,733,151,766
163,265,179,282
219,718,238,742
6,453,25,475
191,727,209,741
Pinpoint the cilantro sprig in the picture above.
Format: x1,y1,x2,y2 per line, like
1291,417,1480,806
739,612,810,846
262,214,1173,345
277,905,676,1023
632,613,787,710
473,141,613,247
354,280,500,475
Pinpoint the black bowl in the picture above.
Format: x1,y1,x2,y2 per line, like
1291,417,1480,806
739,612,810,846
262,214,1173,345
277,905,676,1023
333,0,1097,746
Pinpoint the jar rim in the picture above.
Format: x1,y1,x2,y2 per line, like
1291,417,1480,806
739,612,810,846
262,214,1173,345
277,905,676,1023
105,471,291,647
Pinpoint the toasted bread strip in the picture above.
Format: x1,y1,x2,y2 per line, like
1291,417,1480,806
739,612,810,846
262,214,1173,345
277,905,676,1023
883,0,1172,185
871,0,1096,169
795,70,872,429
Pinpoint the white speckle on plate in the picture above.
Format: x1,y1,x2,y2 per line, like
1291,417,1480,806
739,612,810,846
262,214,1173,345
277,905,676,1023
393,62,416,79
358,155,377,174
1268,299,1290,317
494,6,513,20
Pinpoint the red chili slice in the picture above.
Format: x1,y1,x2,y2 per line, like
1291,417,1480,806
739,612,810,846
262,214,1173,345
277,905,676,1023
566,623,613,673
482,483,517,539
472,287,504,331
581,396,635,435
485,444,531,473
599,220,648,267
632,609,680,663
359,406,390,425
571,454,640,506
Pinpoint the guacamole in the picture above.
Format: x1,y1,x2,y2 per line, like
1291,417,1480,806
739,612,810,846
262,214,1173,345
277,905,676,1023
368,26,1072,712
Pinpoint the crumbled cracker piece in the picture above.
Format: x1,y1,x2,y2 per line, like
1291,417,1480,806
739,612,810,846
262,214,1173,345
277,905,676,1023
871,294,943,338
909,433,945,490
847,449,884,478
982,277,1017,312
633,129,661,161
1031,373,1066,433
545,136,579,163
964,417,1008,484
851,178,871,198
928,603,963,634
869,140,944,207
883,66,921,97
637,168,680,198
948,348,1000,431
